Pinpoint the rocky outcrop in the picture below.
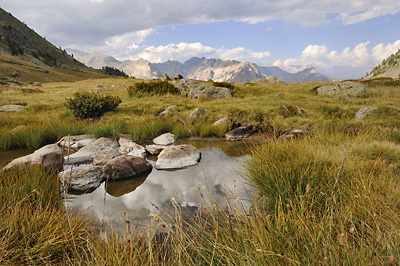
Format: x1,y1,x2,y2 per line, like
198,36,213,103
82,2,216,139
188,107,206,121
65,137,120,165
178,79,232,99
316,81,367,97
103,155,152,181
58,135,96,150
93,153,115,166
3,144,64,171
225,125,254,141
355,106,377,120
153,133,175,146
59,165,104,192
155,145,201,170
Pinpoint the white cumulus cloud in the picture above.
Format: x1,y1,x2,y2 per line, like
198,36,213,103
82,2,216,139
280,40,400,77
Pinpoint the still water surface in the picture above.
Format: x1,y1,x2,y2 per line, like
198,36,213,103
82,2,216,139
65,139,254,230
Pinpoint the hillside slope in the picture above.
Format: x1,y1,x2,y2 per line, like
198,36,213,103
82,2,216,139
0,8,105,83
365,49,400,79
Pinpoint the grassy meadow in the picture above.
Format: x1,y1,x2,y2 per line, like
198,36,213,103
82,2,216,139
0,77,400,265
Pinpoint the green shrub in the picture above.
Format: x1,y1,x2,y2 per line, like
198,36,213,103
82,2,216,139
127,81,178,97
65,93,121,119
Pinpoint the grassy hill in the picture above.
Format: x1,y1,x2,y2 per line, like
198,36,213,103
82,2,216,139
0,8,106,84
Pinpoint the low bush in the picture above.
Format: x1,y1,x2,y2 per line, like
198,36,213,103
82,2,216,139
65,92,122,119
127,81,178,97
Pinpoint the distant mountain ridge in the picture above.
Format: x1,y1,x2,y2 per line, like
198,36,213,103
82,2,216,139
67,49,331,83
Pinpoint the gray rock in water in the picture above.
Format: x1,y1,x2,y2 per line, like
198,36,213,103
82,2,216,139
59,165,104,192
93,152,115,166
225,124,254,141
153,133,175,146
119,137,146,157
212,117,232,127
64,137,120,165
316,81,367,97
146,144,166,155
155,145,201,170
103,155,152,181
355,106,377,120
3,144,64,171
188,107,206,121
178,79,232,99
0,104,26,113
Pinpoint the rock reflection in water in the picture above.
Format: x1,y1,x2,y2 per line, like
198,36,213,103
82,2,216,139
106,173,149,197
65,140,252,230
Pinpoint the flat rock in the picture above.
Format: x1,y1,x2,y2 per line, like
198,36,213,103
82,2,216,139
157,105,176,119
279,129,310,140
93,152,115,166
155,145,201,170
58,135,96,150
225,124,254,141
103,155,152,181
64,137,120,165
59,165,104,192
119,137,146,157
355,106,376,120
0,104,26,113
146,144,166,155
3,144,64,171
316,81,367,97
153,133,175,146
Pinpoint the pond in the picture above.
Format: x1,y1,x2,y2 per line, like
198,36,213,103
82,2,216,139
64,139,254,231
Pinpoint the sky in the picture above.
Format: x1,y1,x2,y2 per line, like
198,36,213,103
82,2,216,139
1,0,400,78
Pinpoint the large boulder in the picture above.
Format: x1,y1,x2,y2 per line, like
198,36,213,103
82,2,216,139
355,106,376,120
64,137,120,165
57,135,96,150
177,79,232,99
316,81,367,97
153,133,175,146
3,144,64,171
59,165,104,192
103,155,152,181
119,137,146,157
155,145,201,170
225,125,254,141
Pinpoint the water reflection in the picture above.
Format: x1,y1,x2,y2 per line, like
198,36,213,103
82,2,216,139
65,140,253,230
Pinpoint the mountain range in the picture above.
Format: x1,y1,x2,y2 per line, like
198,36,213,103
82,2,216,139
67,49,331,83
